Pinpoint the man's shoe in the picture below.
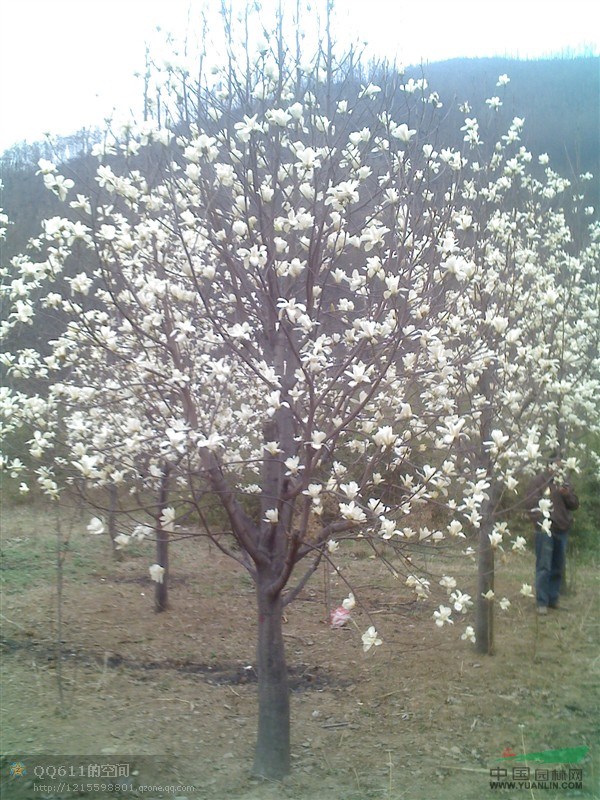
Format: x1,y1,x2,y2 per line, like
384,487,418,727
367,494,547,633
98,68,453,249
537,606,548,615
549,602,567,611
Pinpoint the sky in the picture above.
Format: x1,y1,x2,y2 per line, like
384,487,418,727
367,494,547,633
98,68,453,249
0,0,598,153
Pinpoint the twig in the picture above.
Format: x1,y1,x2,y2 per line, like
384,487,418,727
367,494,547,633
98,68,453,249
282,632,313,645
0,613,26,630
96,651,110,688
323,560,330,620
170,696,196,710
579,596,596,632
55,505,66,716
378,689,405,700
318,745,332,771
520,727,536,800
532,611,540,662
440,765,489,773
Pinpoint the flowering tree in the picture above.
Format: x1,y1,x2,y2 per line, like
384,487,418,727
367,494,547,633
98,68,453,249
2,5,598,779
430,106,600,653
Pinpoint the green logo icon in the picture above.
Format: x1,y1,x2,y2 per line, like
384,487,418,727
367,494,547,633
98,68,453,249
500,746,589,764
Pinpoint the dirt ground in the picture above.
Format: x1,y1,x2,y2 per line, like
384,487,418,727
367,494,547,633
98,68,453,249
1,502,598,799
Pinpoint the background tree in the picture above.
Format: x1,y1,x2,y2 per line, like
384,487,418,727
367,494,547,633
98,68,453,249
431,112,600,653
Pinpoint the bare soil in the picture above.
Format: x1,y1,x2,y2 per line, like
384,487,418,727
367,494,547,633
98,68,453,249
1,503,598,799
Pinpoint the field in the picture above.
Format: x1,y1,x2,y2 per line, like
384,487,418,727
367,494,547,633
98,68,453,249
1,499,598,800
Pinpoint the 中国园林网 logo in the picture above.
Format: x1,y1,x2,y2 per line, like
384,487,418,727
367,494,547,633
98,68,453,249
489,746,588,791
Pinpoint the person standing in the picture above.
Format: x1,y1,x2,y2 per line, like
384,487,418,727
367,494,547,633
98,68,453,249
527,460,579,614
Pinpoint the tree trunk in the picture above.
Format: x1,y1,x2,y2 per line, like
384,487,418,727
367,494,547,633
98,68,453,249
155,470,170,613
107,484,122,561
155,525,169,612
253,573,290,780
475,520,494,655
475,368,497,655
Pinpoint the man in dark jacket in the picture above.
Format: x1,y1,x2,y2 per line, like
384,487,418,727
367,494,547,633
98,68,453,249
526,462,579,614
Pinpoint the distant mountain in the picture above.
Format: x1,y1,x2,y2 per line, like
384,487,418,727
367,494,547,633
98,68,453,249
1,56,598,260
404,57,599,180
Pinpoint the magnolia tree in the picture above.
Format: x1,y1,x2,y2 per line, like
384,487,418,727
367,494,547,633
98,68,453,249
432,112,600,654
1,8,598,780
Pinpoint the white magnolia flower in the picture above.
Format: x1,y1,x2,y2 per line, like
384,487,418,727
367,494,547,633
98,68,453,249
520,583,534,598
379,518,398,539
450,591,473,613
361,626,382,651
114,533,130,549
303,483,322,499
37,158,57,175
486,96,502,110
485,429,509,452
439,576,457,592
325,180,359,207
264,508,279,524
267,108,292,127
392,123,416,142
447,520,465,538
284,456,303,475
433,605,454,627
346,362,371,386
406,575,430,598
481,589,495,601
488,531,503,548
74,454,99,477
309,431,327,450
149,564,165,584
197,432,225,451
342,592,356,611
399,403,412,419
288,101,304,120
499,598,511,611
160,507,176,531
260,184,274,202
264,441,283,456
327,539,339,554
340,481,359,499
512,536,527,552
87,517,105,535
525,440,540,460
359,83,381,98
506,476,519,492
132,525,153,541
339,501,366,523
373,426,397,449
538,498,552,517
461,626,476,643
